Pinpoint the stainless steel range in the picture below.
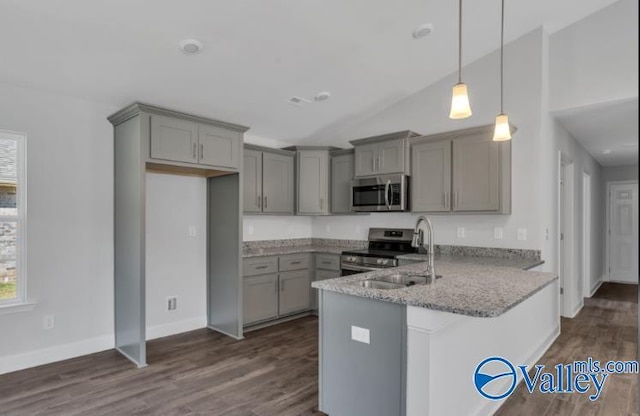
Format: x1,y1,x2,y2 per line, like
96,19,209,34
341,228,418,275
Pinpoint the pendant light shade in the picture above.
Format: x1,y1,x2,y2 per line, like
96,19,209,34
449,83,472,119
449,0,472,119
493,0,513,141
492,113,511,141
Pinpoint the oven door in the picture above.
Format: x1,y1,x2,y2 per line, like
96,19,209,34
351,174,408,212
341,264,380,276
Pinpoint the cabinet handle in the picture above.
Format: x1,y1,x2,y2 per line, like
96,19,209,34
200,143,204,159
290,261,301,265
255,265,268,270
281,279,285,291
192,143,197,159
264,196,268,209
454,192,459,208
321,261,332,265
257,194,261,208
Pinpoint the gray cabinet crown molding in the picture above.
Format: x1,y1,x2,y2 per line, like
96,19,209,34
329,148,355,156
108,102,250,133
244,143,295,157
349,130,421,146
409,123,518,145
282,145,342,152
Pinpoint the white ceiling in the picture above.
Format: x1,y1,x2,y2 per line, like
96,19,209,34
554,98,639,167
0,0,620,142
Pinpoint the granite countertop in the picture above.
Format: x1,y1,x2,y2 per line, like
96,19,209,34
398,253,544,270
312,260,557,318
243,244,358,258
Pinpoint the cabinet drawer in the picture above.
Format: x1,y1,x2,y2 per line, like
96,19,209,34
315,254,340,271
243,256,278,276
316,269,341,280
279,253,310,271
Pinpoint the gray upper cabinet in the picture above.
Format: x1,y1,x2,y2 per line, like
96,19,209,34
452,132,500,212
412,140,452,212
350,131,419,178
331,150,354,214
294,149,330,215
410,124,512,214
150,115,198,164
243,145,294,215
243,149,262,213
198,124,241,169
148,110,245,171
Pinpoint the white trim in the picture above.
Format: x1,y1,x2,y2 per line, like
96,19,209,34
568,299,584,318
0,334,114,375
115,346,148,369
0,299,37,315
0,129,27,307
582,171,591,299
605,180,639,283
207,325,244,340
146,317,207,340
588,278,605,298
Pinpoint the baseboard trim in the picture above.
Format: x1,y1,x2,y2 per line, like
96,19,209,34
207,325,244,340
243,311,314,333
478,325,561,416
0,334,114,376
588,278,605,297
569,300,584,318
146,317,207,341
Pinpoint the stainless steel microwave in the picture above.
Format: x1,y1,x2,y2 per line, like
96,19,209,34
351,174,409,212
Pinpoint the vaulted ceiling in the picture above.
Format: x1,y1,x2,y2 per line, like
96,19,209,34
0,0,620,142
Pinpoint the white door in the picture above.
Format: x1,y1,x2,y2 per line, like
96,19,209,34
609,182,639,283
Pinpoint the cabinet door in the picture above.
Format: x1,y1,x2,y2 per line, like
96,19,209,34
243,274,278,325
262,152,294,214
198,124,241,169
331,153,354,213
378,138,406,174
243,150,263,213
452,133,500,211
354,143,378,177
411,140,452,212
312,269,341,311
297,150,329,214
150,115,198,164
279,270,311,316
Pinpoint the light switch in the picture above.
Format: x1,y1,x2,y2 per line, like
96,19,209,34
517,228,527,241
457,227,465,238
351,325,370,344
188,226,197,237
248,225,255,235
494,227,504,240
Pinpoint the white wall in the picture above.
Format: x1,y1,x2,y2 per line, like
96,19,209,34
315,29,547,255
549,0,639,111
602,165,638,182
145,173,207,339
0,82,116,373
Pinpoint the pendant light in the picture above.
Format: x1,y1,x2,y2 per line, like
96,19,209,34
492,0,512,141
449,0,472,119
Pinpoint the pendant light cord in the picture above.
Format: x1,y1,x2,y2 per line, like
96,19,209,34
500,0,505,113
458,0,462,84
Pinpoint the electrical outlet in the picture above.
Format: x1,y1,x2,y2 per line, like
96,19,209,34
248,225,255,235
351,325,370,344
517,228,527,241
545,228,550,241
188,226,197,237
494,227,504,240
167,296,178,311
43,315,55,330
457,227,465,238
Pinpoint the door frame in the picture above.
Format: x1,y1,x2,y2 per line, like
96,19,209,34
582,171,591,298
605,180,639,282
557,152,577,317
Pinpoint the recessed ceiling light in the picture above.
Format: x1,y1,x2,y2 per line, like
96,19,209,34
413,23,434,39
179,39,203,55
602,149,612,154
314,91,331,102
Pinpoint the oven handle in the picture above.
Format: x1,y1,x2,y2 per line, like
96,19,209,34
384,180,391,210
341,264,381,272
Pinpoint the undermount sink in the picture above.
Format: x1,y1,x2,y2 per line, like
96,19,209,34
352,280,406,290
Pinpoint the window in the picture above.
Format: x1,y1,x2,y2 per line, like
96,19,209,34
0,130,26,305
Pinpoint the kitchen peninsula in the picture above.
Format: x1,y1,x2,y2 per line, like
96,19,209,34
313,257,558,416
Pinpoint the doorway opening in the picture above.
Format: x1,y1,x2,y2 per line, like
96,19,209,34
582,171,591,298
606,181,639,284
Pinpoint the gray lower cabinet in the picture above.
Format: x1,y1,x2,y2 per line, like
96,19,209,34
243,274,278,325
312,253,341,312
296,150,330,215
279,270,311,316
243,145,294,214
150,114,242,170
331,151,354,214
411,124,511,214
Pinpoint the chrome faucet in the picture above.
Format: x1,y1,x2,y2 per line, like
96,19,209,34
411,216,436,281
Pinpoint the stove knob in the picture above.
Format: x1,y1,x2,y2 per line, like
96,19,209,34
376,258,383,265
381,259,389,266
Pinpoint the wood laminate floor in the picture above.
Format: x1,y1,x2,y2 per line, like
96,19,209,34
0,283,637,416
